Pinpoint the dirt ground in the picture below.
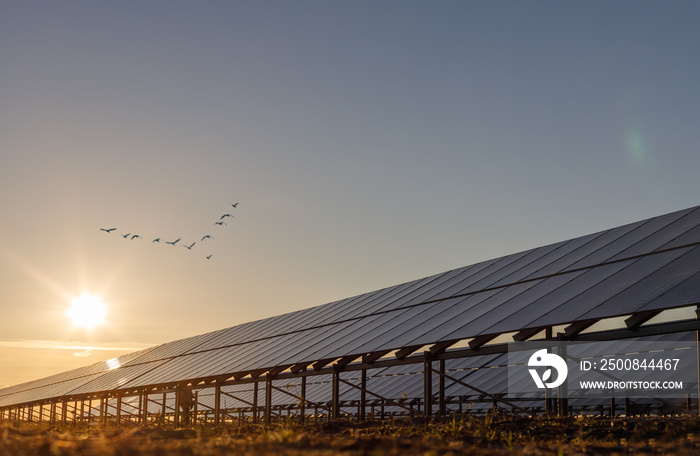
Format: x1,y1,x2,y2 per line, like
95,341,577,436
1,414,700,455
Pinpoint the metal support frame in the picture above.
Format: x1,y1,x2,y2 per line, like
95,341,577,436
423,351,432,417
264,374,272,425
331,365,340,419
3,314,700,425
214,382,221,425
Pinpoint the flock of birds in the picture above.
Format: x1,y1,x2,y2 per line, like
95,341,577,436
99,202,239,260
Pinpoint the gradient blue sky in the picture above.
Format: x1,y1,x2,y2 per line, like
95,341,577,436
1,1,699,387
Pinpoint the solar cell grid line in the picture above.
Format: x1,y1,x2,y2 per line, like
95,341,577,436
292,281,423,330
241,295,366,344
228,322,352,371
121,344,255,389
487,237,594,289
484,259,637,336
659,221,700,251
561,207,693,273
336,293,495,357
122,330,224,366
399,252,533,309
525,247,695,329
266,293,381,336
636,270,700,313
193,310,309,353
120,349,228,390
376,274,580,352
247,316,405,372
367,262,500,314
247,319,375,370
256,304,341,339
0,374,104,407
447,242,573,299
320,273,447,323
202,338,301,380
413,281,548,346
176,306,331,361
521,222,644,280
300,306,464,366
440,272,589,345
295,306,433,364
66,362,169,396
610,207,700,261
374,262,502,314
578,245,700,320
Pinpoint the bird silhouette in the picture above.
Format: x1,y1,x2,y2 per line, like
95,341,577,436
166,238,181,245
121,233,131,239
183,242,196,250
214,221,227,226
100,228,117,233
206,254,213,260
220,214,234,219
130,235,142,240
231,202,239,208
201,235,213,241
152,238,161,243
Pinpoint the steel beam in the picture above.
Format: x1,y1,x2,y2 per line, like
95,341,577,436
264,374,272,425
423,351,432,417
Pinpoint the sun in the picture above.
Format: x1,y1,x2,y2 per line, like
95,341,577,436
67,294,107,329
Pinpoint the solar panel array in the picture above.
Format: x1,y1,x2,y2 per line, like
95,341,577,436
2,205,700,410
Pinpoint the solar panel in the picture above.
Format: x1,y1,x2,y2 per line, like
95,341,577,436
2,205,700,419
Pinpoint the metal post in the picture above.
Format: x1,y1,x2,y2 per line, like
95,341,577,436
423,351,432,417
174,390,180,427
116,396,122,425
439,358,446,416
193,391,199,425
625,396,630,416
332,365,340,419
360,368,367,422
214,382,221,426
300,368,307,424
161,393,167,422
265,374,272,425
142,393,148,425
61,401,67,425
253,380,259,423
610,397,615,417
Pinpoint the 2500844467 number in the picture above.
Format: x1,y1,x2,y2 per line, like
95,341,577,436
598,358,680,371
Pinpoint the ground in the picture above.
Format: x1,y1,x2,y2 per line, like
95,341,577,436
1,414,700,455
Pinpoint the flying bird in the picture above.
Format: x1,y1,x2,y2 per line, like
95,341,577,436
214,221,227,226
152,238,161,243
206,254,213,260
201,235,213,241
121,233,131,239
183,242,196,250
166,238,181,245
231,202,239,208
130,235,142,240
100,228,117,233
220,214,234,219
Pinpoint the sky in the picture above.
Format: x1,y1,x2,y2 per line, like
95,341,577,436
1,1,700,388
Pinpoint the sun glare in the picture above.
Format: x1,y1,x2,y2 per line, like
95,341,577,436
67,294,107,329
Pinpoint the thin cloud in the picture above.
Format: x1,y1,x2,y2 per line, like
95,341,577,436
0,339,153,353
